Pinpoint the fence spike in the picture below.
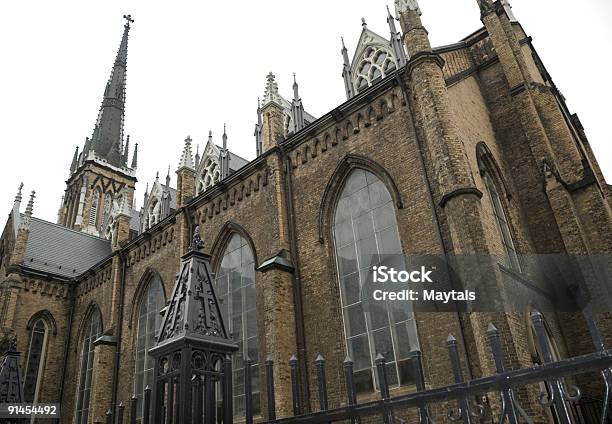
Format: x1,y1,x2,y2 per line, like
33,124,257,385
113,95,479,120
266,357,276,421
315,353,329,412
289,354,302,416
129,395,137,424
245,356,254,424
117,402,125,424
375,354,393,424
223,355,234,424
530,310,572,424
143,386,151,424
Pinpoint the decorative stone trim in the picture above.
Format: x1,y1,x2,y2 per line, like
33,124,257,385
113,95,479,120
438,187,483,208
289,88,403,171
126,226,176,267
194,168,270,225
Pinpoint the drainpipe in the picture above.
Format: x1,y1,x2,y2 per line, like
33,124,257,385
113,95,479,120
110,249,128,421
280,147,311,411
56,281,76,424
395,73,474,379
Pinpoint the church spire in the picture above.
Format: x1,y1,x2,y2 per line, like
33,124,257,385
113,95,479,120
88,14,134,168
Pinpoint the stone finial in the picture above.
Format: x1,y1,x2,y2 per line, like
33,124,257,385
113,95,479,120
131,142,138,169
361,17,367,28
20,191,36,231
262,72,282,106
500,0,517,21
14,183,23,205
395,0,421,16
178,136,195,171
189,225,204,252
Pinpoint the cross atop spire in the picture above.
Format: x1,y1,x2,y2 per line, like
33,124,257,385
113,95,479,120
123,14,134,28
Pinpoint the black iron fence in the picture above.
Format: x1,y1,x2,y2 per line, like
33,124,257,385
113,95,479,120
100,310,612,424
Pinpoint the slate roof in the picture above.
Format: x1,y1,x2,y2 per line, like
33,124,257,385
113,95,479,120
130,208,141,232
22,216,111,278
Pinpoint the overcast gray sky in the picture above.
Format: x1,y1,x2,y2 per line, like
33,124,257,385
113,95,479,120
1,0,610,223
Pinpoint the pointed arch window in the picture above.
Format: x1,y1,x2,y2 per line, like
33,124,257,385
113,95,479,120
75,308,102,424
23,319,48,403
214,234,259,417
102,192,113,228
89,188,101,227
134,276,166,420
333,168,419,394
483,173,520,271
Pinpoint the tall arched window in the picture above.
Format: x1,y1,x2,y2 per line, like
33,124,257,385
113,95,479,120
483,174,520,271
89,188,101,228
214,234,259,417
23,319,48,403
134,276,166,420
333,168,419,394
75,308,102,424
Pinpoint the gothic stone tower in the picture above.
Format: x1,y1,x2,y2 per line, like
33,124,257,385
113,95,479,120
57,15,138,237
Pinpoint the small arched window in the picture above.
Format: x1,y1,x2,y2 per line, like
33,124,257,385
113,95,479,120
134,276,166,420
23,319,48,403
483,173,520,271
214,234,259,417
75,308,102,424
333,168,419,394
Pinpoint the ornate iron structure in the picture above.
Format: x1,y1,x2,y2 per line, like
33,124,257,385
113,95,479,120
0,334,24,404
149,227,238,424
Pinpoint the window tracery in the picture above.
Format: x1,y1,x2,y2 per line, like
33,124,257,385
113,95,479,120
353,46,397,93
197,157,221,194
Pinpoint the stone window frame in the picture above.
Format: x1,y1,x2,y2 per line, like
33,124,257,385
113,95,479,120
211,227,260,418
23,310,56,403
74,304,103,424
133,274,166,420
476,142,521,272
331,167,420,394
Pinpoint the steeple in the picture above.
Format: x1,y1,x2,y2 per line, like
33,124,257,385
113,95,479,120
341,37,355,100
88,15,134,168
387,5,407,67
